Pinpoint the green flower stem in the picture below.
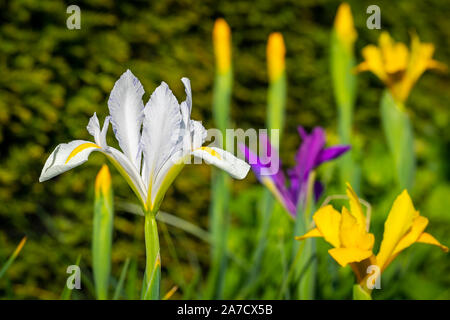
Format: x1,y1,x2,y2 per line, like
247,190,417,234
352,284,372,300
143,211,161,300
207,67,232,299
0,237,27,280
380,90,415,190
267,73,286,143
292,171,316,299
330,29,360,192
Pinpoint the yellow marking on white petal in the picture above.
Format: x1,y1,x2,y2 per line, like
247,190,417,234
65,143,100,164
200,147,222,160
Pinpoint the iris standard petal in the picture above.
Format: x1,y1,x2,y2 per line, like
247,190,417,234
141,81,183,192
294,126,326,181
107,69,145,170
345,183,367,229
180,77,192,126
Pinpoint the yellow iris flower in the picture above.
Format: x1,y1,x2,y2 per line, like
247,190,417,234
296,184,448,289
356,32,446,102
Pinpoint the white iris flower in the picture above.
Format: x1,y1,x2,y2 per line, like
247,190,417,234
39,70,250,212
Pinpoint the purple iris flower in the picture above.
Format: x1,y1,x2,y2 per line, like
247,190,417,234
239,126,350,218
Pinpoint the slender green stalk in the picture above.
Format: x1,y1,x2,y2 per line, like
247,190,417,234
0,237,26,280
263,32,288,299
278,240,306,298
61,255,81,300
330,4,360,192
380,90,415,190
292,171,316,299
237,189,274,298
126,258,138,300
352,284,372,300
206,18,233,299
266,32,286,147
143,211,161,300
207,169,230,299
267,73,286,140
113,257,130,300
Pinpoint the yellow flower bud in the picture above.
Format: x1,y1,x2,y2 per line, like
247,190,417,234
95,164,111,198
213,18,231,74
267,32,285,82
334,3,357,51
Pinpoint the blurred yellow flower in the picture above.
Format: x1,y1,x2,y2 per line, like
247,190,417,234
267,32,285,82
213,18,231,74
334,3,357,51
296,184,448,288
356,32,446,102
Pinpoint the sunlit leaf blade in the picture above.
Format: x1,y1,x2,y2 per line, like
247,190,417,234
116,202,211,243
162,286,178,300
113,257,130,300
0,237,27,280
60,254,81,300
126,258,138,300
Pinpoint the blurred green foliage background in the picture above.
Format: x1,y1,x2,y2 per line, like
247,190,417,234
0,0,448,299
